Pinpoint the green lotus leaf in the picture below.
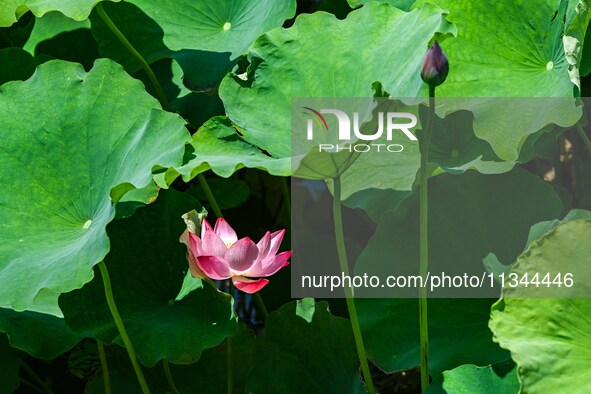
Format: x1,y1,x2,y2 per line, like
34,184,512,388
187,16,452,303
90,0,295,92
357,298,509,378
356,169,564,375
427,360,519,394
294,149,363,181
246,299,364,393
126,56,225,129
414,0,589,160
85,324,255,393
427,0,589,95
22,11,99,70
420,108,515,175
489,219,591,393
0,307,83,359
23,11,90,53
0,59,189,311
127,0,296,59
355,169,564,297
4,287,62,317
178,116,291,180
187,177,251,211
114,179,160,219
219,2,454,159
59,190,237,367
0,47,40,84
344,188,411,223
484,209,591,277
0,11,34,47
0,335,25,393
88,1,169,75
0,0,120,26
348,0,415,11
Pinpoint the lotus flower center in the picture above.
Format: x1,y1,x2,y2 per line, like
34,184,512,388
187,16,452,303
225,242,234,249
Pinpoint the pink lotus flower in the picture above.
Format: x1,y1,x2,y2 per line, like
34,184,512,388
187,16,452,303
181,218,291,293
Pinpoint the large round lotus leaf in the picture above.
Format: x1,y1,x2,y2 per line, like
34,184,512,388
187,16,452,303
0,307,83,359
178,116,291,180
413,0,588,161
354,169,564,298
0,0,119,26
126,0,296,58
219,2,454,159
419,108,515,175
355,169,564,375
489,219,591,393
427,0,588,96
59,190,237,367
0,59,189,312
90,0,295,95
357,298,509,378
246,299,364,393
484,209,591,277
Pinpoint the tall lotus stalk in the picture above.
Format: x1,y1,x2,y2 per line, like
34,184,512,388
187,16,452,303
418,40,448,391
332,176,376,394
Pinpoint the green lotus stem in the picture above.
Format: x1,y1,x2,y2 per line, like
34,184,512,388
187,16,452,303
575,123,591,154
163,360,180,394
332,176,376,394
97,340,111,394
21,362,53,394
98,261,151,394
419,85,436,391
197,174,224,219
96,3,170,111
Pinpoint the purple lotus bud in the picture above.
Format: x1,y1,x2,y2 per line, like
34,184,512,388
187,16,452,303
421,41,449,88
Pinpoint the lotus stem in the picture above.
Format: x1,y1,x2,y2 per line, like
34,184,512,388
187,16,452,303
332,176,376,394
96,3,170,110
163,359,180,394
197,174,223,219
98,261,151,394
419,85,436,391
97,340,111,394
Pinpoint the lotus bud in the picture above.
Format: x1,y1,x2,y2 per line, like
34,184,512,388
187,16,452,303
421,41,449,88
